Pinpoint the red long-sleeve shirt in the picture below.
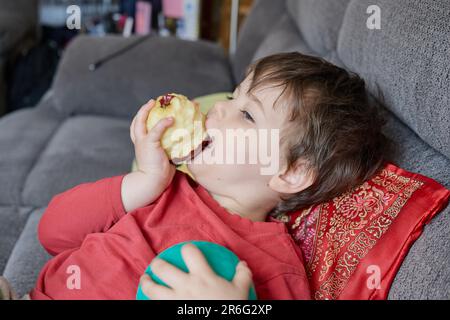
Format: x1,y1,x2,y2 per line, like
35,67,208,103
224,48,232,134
31,171,311,300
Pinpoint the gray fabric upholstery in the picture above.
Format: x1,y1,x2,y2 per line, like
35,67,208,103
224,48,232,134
338,0,450,159
252,13,315,62
380,109,450,300
0,0,449,300
22,114,134,207
231,0,288,83
0,95,65,205
3,208,50,297
385,113,450,300
389,206,450,300
52,35,234,119
0,60,5,115
0,206,33,274
286,0,351,56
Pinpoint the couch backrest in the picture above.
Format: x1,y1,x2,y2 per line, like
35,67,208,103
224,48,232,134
338,0,450,160
233,0,351,81
233,0,450,160
285,0,351,57
231,0,288,83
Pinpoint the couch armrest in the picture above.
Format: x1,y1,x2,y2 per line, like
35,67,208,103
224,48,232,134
52,35,234,119
0,94,65,206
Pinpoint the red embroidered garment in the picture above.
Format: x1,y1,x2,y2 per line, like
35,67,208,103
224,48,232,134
274,162,450,300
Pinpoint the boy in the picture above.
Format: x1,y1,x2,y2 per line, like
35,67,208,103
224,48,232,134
2,52,389,299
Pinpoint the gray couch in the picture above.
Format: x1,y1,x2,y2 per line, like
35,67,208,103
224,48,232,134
0,0,449,299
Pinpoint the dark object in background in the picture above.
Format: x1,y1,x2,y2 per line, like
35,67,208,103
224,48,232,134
149,0,163,30
200,0,222,42
120,0,162,32
120,0,137,17
6,41,60,113
5,26,77,113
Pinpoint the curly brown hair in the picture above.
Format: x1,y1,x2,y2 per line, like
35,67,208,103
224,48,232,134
244,52,393,217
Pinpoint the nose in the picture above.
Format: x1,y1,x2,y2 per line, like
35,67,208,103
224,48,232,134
209,101,225,120
206,103,221,130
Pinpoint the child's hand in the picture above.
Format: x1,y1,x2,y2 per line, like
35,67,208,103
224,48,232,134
139,244,253,300
131,99,175,180
0,276,18,300
121,100,176,213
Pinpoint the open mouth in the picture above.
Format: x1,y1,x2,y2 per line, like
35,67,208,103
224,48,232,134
171,135,213,165
202,134,213,151
191,134,214,160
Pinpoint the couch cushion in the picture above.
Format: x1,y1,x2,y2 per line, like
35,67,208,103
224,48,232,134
382,109,450,299
383,109,450,189
252,13,315,62
52,35,234,119
338,0,450,160
0,206,33,274
286,0,351,56
3,208,50,297
0,60,6,116
21,115,134,207
0,95,65,206
232,0,289,83
389,205,450,299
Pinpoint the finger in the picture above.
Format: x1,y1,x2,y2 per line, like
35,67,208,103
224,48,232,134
150,257,189,289
130,116,137,144
139,274,173,300
146,117,174,144
181,243,215,277
232,261,253,293
0,277,12,300
134,100,155,140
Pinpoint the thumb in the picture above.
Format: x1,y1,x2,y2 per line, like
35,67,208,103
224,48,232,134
232,261,253,293
147,117,174,144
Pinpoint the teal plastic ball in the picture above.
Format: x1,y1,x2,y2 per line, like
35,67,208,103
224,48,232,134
136,241,257,300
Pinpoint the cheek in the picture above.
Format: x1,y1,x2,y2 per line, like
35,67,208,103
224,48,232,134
209,164,260,189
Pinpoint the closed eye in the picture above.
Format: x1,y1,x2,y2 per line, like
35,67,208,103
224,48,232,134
240,109,255,123
227,93,255,123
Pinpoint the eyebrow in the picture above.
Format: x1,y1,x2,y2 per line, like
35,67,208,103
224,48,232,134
235,85,266,118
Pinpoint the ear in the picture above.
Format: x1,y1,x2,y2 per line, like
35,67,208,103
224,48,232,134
268,160,315,194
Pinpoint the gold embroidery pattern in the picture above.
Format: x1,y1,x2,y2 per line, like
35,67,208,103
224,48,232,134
308,168,424,300
307,203,329,278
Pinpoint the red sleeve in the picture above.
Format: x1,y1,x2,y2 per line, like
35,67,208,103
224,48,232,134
38,175,127,256
256,273,312,300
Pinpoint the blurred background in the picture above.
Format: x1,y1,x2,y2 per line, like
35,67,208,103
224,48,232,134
0,0,253,117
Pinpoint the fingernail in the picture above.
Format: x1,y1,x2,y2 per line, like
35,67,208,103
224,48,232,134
240,261,248,267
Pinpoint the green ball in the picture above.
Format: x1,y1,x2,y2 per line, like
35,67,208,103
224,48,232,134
136,241,257,300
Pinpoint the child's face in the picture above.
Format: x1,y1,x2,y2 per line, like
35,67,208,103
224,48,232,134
187,74,295,219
